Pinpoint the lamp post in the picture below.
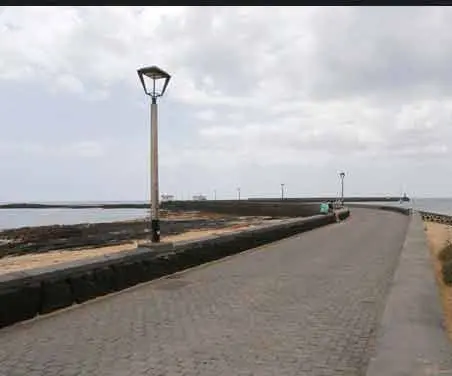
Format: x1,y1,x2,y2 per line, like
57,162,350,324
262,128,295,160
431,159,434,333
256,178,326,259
214,190,217,200
339,172,345,204
281,183,285,200
237,187,241,201
137,65,171,243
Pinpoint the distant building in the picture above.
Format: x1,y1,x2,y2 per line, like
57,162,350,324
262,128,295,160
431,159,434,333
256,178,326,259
161,194,175,202
192,194,207,201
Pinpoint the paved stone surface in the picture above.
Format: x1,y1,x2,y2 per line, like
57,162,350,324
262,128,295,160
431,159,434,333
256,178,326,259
0,208,409,376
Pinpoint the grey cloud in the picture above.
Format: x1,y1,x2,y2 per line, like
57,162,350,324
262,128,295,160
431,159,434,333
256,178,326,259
1,6,452,200
170,8,268,96
300,7,452,101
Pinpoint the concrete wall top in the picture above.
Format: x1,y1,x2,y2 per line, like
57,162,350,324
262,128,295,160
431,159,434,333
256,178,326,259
365,212,452,375
161,200,322,218
347,203,412,216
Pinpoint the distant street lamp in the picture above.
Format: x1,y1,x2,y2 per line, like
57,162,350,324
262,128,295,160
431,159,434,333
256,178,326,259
281,183,285,200
339,172,345,204
237,187,241,201
214,189,217,200
137,65,171,243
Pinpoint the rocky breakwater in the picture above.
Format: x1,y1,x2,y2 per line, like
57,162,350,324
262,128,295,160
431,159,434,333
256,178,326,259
0,211,279,260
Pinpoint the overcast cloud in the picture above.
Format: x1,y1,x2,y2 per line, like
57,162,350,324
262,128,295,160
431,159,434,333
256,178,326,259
0,6,451,201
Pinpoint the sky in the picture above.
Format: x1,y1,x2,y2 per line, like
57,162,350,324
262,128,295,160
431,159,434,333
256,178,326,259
1,6,452,202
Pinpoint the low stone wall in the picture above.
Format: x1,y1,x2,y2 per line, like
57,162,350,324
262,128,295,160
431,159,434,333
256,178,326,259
0,210,349,329
365,212,452,375
248,197,406,203
347,203,412,216
161,200,322,218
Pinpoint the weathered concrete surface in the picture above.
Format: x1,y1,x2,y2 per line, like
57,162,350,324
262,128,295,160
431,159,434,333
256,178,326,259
0,208,408,376
366,213,452,376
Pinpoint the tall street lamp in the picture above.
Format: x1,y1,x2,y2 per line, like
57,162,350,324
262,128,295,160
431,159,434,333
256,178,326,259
339,172,345,204
237,187,241,201
281,183,285,200
137,65,171,243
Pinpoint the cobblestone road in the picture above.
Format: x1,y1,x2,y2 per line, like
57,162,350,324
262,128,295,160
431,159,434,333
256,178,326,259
0,208,409,376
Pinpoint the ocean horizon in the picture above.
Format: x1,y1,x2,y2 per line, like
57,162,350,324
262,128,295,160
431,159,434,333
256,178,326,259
0,197,450,231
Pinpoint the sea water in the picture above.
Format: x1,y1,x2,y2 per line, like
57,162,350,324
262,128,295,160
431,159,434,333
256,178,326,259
0,198,451,230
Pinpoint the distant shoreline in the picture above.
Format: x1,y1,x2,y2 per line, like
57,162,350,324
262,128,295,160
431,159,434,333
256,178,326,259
0,203,150,209
0,197,408,209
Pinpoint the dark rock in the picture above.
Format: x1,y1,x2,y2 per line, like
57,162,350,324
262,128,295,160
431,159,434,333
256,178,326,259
111,263,131,291
337,210,350,221
94,266,116,295
146,256,179,279
69,271,100,304
0,283,40,328
40,278,74,314
111,261,150,291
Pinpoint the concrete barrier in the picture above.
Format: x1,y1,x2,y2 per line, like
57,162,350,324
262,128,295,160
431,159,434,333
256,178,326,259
161,200,322,217
0,210,349,329
365,212,452,376
347,203,412,216
248,197,407,203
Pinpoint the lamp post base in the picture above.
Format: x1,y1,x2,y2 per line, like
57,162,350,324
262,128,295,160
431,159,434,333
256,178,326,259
151,219,160,243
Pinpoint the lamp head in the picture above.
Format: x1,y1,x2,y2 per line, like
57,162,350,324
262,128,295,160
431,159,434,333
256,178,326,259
137,65,171,98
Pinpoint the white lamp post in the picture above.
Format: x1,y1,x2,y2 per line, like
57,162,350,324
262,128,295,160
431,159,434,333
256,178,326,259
339,172,345,205
137,65,171,243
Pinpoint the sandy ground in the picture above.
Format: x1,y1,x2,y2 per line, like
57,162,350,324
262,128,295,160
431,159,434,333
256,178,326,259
424,221,452,340
0,221,271,276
